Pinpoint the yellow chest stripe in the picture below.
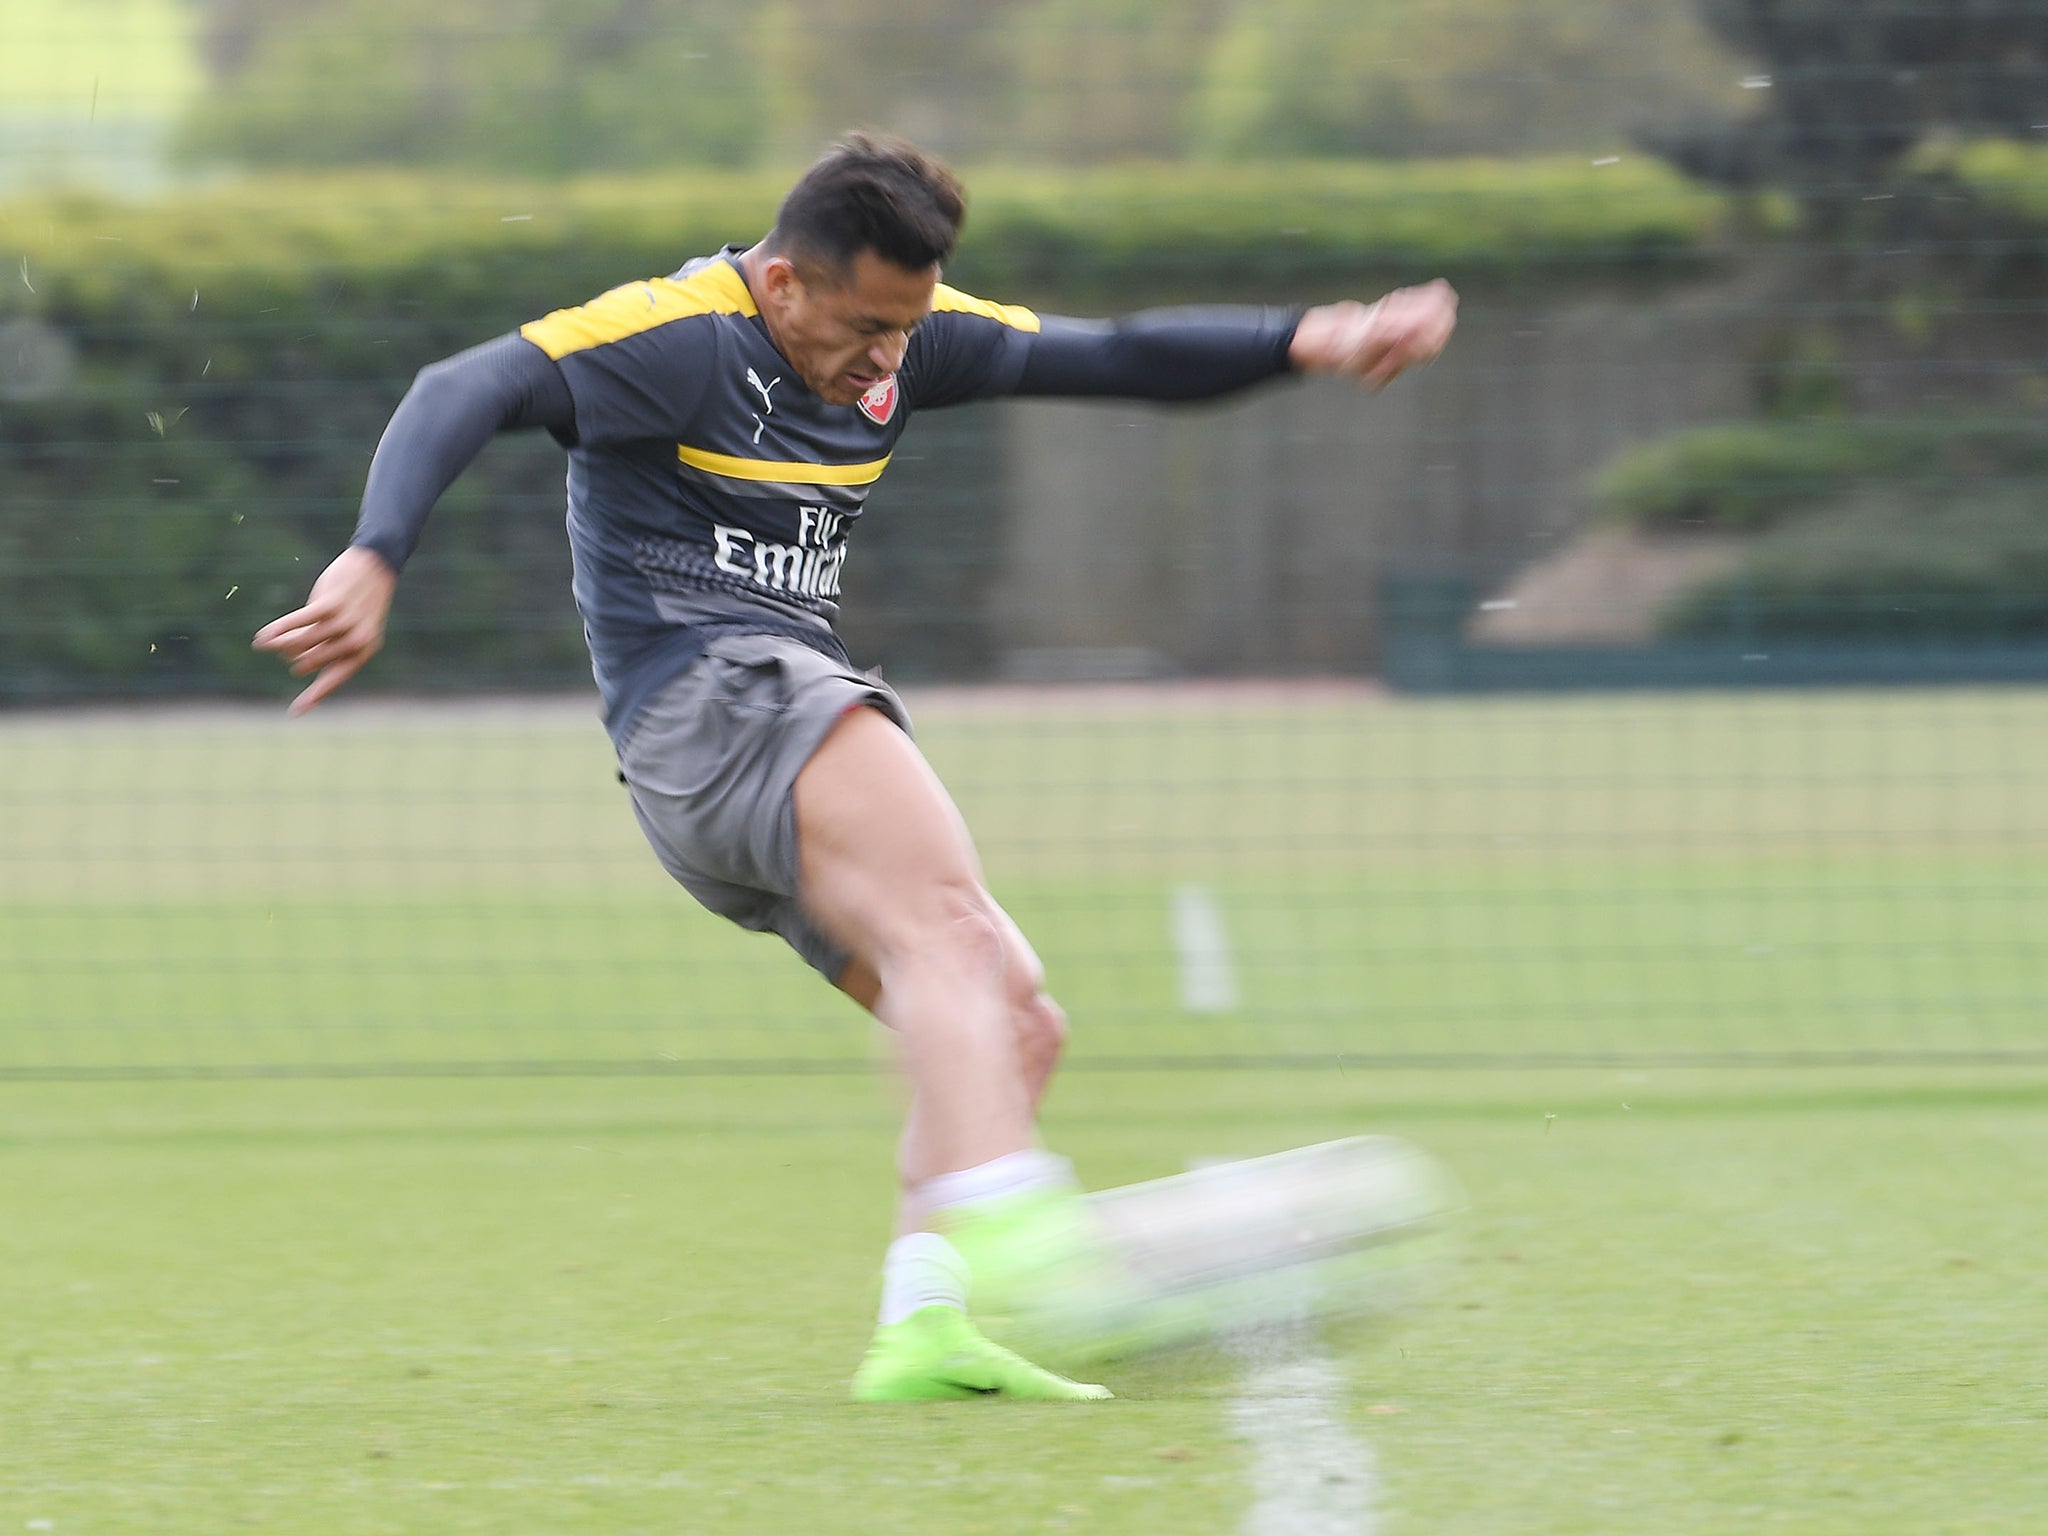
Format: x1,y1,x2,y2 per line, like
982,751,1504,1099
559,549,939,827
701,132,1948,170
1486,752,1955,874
677,444,892,486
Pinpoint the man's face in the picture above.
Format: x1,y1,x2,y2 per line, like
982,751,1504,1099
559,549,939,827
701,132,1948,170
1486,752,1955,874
758,249,938,406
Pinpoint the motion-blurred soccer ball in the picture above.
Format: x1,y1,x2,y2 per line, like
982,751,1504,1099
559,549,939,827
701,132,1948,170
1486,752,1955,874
1018,1136,1460,1368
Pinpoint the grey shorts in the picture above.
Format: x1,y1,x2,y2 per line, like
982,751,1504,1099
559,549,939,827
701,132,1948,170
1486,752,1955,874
617,632,912,981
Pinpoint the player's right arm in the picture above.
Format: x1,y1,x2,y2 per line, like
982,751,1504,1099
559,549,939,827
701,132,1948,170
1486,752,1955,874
253,334,576,714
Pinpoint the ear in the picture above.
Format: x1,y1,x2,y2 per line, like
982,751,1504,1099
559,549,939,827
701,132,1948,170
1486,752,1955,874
757,255,805,307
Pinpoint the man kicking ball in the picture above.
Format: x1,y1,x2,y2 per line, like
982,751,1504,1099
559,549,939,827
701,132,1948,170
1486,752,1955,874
254,131,1457,1401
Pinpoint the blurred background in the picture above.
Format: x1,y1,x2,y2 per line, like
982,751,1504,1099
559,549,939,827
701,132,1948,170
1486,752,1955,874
4,0,2048,1074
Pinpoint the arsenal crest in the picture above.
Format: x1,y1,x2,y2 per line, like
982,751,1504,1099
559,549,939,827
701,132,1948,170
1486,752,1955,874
856,375,899,425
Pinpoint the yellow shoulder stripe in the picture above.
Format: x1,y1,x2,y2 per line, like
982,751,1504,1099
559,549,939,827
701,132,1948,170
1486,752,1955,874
931,285,1040,333
677,444,892,487
521,262,757,359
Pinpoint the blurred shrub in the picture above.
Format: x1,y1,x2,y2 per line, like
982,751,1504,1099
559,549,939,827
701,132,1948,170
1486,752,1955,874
1591,415,2048,642
1917,137,2048,226
958,157,1737,297
0,393,316,698
1593,418,2048,533
3,156,1735,308
1663,485,2048,640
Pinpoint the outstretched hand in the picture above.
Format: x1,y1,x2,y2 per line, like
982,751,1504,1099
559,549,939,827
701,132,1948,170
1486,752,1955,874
1290,280,1459,390
252,545,398,715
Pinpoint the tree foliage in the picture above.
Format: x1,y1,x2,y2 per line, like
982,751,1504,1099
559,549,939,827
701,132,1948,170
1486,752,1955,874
177,0,1747,171
1007,0,1234,162
179,0,772,173
1190,0,1742,159
1647,0,2048,204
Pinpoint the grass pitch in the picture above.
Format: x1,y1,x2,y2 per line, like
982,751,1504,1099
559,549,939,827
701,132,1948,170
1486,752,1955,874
3,685,2047,1072
3,685,2047,1531
3,1068,2044,1534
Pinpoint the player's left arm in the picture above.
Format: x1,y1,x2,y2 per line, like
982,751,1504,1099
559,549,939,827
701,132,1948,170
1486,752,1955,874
912,281,1456,407
1016,281,1455,400
913,284,1458,409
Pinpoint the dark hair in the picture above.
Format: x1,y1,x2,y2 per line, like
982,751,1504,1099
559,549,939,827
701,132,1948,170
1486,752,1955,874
766,132,966,285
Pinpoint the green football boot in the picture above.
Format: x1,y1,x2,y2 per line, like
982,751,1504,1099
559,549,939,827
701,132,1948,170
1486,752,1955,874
938,1188,1150,1365
850,1304,1112,1402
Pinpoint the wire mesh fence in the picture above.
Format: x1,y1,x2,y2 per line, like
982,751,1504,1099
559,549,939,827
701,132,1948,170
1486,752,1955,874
5,0,2048,1075
5,682,2046,1077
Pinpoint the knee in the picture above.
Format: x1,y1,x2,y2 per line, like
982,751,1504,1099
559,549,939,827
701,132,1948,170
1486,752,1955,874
886,886,1009,983
1015,991,1068,1077
992,910,1064,1072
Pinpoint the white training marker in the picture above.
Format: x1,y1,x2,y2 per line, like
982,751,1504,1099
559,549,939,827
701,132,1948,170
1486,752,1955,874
1231,1349,1379,1536
1170,883,1240,1013
1198,1167,1378,1536
1184,1146,1392,1536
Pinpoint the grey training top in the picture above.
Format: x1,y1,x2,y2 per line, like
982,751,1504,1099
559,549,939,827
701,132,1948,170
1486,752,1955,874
351,247,1303,745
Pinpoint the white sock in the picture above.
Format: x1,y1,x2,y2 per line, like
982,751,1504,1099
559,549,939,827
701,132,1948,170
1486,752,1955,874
877,1232,970,1325
917,1147,1076,1216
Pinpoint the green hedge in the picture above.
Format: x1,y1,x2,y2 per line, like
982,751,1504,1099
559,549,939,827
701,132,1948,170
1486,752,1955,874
0,157,1735,702
1915,138,2048,229
1664,485,2048,642
1593,417,2048,534
1587,416,2048,642
2,156,1736,309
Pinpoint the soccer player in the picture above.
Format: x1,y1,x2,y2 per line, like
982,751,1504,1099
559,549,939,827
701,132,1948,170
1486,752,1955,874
254,132,1457,1401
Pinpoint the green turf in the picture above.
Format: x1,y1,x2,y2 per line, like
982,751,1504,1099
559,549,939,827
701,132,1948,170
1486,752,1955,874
5,688,2046,1529
3,1068,2044,1534
2,688,2046,1071
5,847,2047,1069
4,692,2048,1073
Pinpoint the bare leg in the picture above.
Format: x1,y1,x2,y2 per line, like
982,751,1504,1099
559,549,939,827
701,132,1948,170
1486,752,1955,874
838,903,1066,1106
795,705,1049,1183
810,719,1111,1397
839,904,1070,1235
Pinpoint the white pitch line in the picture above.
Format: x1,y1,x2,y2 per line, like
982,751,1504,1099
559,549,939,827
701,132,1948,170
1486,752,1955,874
1170,883,1240,1013
1189,1148,1378,1536
1230,1344,1378,1536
